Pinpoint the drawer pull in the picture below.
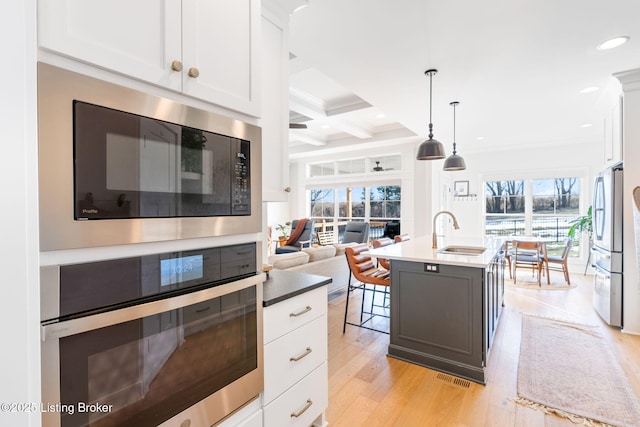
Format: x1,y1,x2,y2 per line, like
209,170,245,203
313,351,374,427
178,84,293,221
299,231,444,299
289,306,312,317
290,399,313,418
290,347,312,362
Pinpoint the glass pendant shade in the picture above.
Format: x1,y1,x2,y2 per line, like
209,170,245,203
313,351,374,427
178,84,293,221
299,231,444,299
417,138,446,159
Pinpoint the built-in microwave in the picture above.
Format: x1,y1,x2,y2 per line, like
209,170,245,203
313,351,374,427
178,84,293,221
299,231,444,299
37,63,262,251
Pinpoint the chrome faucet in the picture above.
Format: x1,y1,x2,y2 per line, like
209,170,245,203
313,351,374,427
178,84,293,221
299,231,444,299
432,210,460,249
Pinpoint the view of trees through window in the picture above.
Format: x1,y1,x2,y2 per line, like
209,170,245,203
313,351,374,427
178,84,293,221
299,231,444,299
310,185,401,240
485,178,582,257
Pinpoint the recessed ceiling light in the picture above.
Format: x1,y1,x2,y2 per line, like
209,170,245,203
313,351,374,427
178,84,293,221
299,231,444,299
375,113,386,119
292,2,308,14
597,36,630,50
581,123,593,128
580,86,600,94
320,124,330,129
476,136,485,141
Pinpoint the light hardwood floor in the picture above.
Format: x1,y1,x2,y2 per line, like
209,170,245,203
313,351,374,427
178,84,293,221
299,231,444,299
326,270,640,426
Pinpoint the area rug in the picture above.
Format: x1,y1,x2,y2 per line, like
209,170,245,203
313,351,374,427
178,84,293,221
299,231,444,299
508,270,576,289
508,279,576,290
515,314,640,426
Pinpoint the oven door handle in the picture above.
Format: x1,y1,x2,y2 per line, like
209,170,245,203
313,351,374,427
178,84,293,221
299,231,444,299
41,273,265,342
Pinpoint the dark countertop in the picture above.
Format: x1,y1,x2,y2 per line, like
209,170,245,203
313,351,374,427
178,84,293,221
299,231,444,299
262,269,332,307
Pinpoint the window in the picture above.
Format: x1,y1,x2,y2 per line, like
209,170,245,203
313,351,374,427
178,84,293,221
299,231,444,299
484,177,583,257
531,178,580,256
336,159,366,175
338,187,365,219
309,162,334,177
485,180,525,236
309,185,401,242
306,155,402,241
370,186,401,219
308,155,401,178
310,188,334,218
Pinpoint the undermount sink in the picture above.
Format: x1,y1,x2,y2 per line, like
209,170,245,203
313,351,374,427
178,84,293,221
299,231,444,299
437,245,487,256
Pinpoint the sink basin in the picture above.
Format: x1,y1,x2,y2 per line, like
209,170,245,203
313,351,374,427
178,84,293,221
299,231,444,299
438,245,487,256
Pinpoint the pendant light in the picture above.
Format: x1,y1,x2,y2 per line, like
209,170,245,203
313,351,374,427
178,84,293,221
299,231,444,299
443,101,467,171
416,69,446,160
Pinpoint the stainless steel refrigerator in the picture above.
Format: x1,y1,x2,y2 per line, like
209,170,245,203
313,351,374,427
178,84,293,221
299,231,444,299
591,162,623,327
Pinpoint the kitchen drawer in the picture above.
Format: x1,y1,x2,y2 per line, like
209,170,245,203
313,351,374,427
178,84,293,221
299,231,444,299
263,315,327,403
263,362,328,427
263,286,327,343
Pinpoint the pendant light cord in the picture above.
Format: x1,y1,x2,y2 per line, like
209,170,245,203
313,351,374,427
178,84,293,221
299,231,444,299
452,102,457,155
427,70,434,139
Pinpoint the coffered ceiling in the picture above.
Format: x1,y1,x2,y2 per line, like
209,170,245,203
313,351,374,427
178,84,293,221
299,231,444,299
285,0,640,158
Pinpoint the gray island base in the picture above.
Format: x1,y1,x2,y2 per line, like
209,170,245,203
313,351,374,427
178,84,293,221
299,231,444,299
369,237,505,384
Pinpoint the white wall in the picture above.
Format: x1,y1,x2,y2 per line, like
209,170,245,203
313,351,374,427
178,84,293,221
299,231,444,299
0,1,41,426
615,68,640,335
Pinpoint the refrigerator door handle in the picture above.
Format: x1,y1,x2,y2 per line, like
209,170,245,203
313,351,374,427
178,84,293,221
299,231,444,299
592,263,611,279
591,246,611,258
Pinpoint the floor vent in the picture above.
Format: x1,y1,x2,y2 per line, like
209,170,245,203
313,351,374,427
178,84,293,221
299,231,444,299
436,372,471,389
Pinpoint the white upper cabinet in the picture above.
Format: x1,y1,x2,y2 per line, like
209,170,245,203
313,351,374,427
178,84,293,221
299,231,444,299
260,3,290,201
38,0,260,116
182,0,260,116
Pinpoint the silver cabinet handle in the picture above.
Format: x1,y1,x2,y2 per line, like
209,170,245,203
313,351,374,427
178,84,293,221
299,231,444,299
188,67,200,78
290,347,312,362
171,60,183,72
289,306,311,317
290,399,313,418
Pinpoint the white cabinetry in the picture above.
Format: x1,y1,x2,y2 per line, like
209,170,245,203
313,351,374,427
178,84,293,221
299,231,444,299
604,95,623,165
263,286,328,427
38,0,260,116
261,3,290,201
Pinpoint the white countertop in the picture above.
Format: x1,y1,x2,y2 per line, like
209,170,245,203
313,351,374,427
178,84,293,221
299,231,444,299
368,236,504,268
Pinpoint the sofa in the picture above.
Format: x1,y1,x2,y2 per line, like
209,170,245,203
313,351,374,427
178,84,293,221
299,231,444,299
267,243,356,295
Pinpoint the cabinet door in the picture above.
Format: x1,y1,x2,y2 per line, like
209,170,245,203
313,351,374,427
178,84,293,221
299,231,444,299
261,9,290,201
38,0,182,91
182,0,260,116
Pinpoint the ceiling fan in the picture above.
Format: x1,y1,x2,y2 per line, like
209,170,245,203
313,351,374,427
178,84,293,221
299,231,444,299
372,161,393,172
289,123,308,129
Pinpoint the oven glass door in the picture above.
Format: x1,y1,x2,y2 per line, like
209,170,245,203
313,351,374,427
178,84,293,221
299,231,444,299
42,280,261,427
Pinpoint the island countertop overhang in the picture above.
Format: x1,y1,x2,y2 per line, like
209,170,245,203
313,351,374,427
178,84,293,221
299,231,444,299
368,236,504,268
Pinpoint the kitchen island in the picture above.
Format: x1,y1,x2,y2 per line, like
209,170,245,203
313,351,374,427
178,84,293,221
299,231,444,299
369,236,505,384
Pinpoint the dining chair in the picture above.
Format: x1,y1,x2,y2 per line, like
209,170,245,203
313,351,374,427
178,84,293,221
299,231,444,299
343,243,390,334
503,241,513,279
543,238,572,285
512,240,548,286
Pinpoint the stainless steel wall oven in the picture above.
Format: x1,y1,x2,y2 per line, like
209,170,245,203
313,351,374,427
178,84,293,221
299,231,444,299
37,63,262,251
40,244,264,427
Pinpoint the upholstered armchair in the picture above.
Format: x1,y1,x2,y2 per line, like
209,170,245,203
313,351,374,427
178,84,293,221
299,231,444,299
341,221,370,244
275,218,315,254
